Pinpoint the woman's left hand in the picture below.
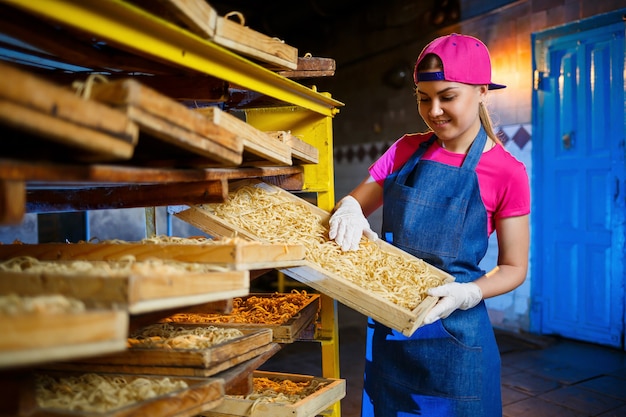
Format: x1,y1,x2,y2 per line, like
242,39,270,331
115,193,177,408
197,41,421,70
423,282,483,324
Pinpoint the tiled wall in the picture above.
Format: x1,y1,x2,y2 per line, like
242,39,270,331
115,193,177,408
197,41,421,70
333,123,533,331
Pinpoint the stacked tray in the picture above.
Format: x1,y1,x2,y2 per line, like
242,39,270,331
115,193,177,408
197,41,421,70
0,257,250,314
161,293,321,343
0,62,138,162
0,238,307,368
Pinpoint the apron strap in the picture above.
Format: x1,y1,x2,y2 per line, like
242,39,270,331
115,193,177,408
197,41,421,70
460,127,488,171
394,134,437,185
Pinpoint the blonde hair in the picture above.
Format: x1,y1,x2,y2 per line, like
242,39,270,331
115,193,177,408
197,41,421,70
416,53,501,144
479,102,501,144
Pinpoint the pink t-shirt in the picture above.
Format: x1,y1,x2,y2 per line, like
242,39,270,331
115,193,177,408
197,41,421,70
369,132,530,236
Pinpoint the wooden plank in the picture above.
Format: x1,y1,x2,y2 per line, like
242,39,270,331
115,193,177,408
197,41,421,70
22,372,224,417
126,105,242,165
129,0,218,38
213,15,298,71
266,131,319,164
0,309,128,368
196,107,292,166
0,100,136,161
74,328,272,368
47,343,279,378
0,180,24,225
217,343,282,395
88,79,243,165
0,240,305,271
42,73,229,102
128,299,233,334
202,371,346,417
0,265,250,314
277,56,336,79
176,180,455,336
0,62,137,146
0,158,303,183
26,180,228,213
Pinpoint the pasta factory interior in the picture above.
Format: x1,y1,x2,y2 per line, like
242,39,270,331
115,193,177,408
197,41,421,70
0,1,625,417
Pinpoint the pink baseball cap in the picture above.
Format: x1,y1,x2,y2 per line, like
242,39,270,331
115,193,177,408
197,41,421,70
414,33,505,90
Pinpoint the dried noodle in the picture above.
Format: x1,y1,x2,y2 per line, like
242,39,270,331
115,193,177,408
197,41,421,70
128,323,244,350
207,185,447,310
35,373,188,412
163,290,311,325
0,256,228,274
0,294,85,316
229,376,329,405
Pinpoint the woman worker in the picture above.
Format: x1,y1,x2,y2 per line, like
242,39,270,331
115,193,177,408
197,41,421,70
329,33,530,416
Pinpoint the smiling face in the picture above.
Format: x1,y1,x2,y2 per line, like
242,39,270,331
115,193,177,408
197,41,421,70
416,79,487,150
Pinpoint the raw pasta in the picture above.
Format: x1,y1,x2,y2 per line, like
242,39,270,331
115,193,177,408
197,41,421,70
35,373,188,412
164,290,312,325
0,256,229,275
207,185,446,310
128,323,244,350
230,376,328,405
0,294,85,315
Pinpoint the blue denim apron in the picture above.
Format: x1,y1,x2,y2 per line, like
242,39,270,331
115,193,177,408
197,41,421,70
362,128,501,417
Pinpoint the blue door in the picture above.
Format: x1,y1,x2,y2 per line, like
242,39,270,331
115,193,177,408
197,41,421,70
531,11,626,349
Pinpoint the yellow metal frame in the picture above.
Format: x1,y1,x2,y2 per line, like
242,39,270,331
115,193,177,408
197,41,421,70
245,106,341,417
5,1,344,415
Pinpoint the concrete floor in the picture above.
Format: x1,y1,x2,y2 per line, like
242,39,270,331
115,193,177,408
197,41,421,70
259,303,626,417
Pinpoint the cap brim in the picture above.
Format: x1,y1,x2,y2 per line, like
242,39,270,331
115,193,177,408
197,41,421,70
489,83,506,90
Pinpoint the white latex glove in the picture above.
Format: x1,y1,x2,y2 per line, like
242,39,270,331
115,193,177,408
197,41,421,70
328,195,378,251
423,282,483,325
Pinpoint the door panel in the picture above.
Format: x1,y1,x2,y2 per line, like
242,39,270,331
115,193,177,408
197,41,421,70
531,13,625,348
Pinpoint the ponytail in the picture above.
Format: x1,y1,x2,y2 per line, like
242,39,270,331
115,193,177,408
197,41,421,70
479,101,501,145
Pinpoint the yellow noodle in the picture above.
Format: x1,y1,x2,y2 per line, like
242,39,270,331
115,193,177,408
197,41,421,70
206,185,447,310
0,294,85,315
128,323,244,350
35,373,188,412
0,256,229,275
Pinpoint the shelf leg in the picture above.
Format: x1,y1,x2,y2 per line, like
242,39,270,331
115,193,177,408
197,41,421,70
145,206,156,237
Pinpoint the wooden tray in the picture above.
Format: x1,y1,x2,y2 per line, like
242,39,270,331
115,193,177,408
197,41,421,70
215,342,282,396
128,0,218,38
0,63,137,162
0,240,306,271
47,342,280,379
201,371,346,417
195,107,292,166
277,56,337,79
175,180,455,336
266,131,319,164
213,15,298,71
0,307,127,369
0,261,250,314
19,372,224,417
88,78,243,166
64,328,272,369
162,293,321,343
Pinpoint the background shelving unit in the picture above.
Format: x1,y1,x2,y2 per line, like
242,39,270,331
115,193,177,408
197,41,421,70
0,0,344,416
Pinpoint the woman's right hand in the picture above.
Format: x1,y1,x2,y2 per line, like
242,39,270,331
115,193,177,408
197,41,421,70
329,195,378,251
